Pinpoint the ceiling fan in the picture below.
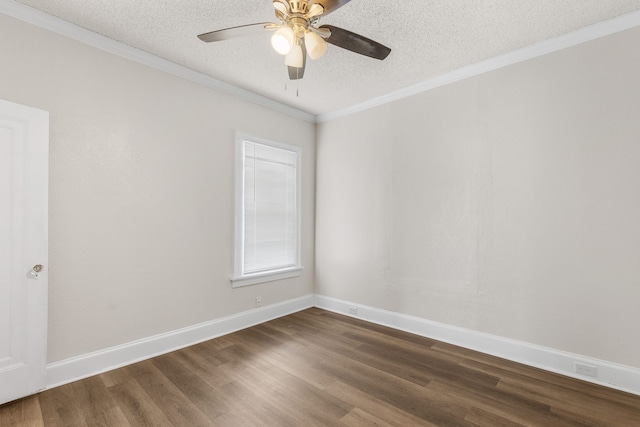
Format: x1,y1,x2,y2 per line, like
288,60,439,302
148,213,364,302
197,0,391,80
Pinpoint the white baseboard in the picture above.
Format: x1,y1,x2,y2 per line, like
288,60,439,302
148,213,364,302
46,293,640,397
314,295,640,396
46,294,314,389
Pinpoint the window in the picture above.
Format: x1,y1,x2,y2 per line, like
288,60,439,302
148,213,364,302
231,134,302,287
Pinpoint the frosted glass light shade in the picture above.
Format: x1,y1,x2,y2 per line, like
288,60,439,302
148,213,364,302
271,26,294,55
285,44,304,67
304,31,327,60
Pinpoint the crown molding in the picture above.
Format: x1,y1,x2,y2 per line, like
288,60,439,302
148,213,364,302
316,9,640,123
3,1,640,125
0,0,316,123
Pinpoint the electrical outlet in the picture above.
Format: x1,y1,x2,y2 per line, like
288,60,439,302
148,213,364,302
574,362,597,377
255,296,262,308
348,307,358,316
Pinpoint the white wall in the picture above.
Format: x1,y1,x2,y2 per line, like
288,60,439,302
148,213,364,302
0,14,315,363
316,27,640,368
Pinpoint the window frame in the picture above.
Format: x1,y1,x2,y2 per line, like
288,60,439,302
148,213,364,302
231,133,303,288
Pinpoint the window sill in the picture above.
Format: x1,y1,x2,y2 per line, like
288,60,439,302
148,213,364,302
231,266,303,288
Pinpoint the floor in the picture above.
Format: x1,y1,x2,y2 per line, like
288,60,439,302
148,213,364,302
1,308,639,426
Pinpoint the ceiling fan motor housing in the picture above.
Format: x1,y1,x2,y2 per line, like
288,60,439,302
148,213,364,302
287,1,311,15
279,1,314,39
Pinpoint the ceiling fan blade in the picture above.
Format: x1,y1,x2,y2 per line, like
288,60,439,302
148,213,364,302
319,25,391,60
198,22,272,43
288,41,307,80
310,0,352,16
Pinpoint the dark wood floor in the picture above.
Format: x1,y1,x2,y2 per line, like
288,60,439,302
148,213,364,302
1,308,639,426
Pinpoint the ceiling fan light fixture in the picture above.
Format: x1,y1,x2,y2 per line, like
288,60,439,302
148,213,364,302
197,0,392,80
304,30,327,60
271,26,294,55
285,43,304,67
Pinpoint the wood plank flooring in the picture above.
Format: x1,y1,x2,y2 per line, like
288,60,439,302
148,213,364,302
1,308,639,426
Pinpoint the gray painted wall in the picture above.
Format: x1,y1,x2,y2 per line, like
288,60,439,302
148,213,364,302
316,27,640,368
0,14,316,363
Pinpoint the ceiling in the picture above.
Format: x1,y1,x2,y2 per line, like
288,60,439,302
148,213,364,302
14,0,640,116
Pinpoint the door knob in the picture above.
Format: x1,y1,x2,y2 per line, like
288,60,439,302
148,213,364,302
27,264,44,280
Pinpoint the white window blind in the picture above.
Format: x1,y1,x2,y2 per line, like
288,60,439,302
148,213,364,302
232,136,301,287
243,140,298,273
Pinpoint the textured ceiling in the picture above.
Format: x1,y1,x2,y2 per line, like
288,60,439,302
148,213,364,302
15,0,640,115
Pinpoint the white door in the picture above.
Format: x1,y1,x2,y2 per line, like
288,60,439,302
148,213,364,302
0,99,48,405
